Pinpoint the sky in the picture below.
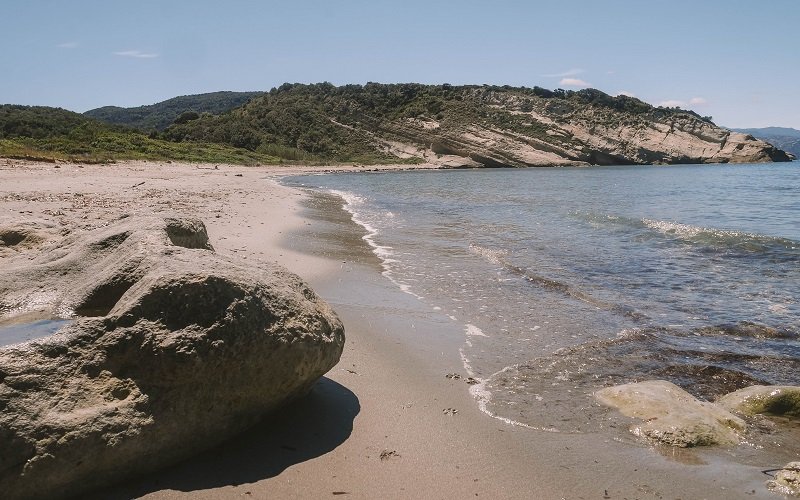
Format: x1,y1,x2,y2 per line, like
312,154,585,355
2,0,798,129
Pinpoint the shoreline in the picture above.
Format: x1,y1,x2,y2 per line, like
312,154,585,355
0,159,775,499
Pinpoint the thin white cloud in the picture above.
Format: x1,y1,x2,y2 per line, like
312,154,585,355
57,42,79,49
616,91,636,98
559,78,591,88
544,68,584,78
114,50,159,59
659,97,707,108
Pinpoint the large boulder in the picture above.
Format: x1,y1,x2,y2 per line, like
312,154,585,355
0,216,344,499
594,380,745,447
717,385,800,419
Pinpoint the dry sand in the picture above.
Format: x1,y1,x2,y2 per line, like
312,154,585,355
0,159,777,499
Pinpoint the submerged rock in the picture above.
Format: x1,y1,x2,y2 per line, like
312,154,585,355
767,462,800,497
594,380,745,447
717,385,800,418
0,216,344,499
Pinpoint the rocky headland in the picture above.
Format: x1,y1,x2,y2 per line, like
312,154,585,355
159,84,794,167
2,85,793,166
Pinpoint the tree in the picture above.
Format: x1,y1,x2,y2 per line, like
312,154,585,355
173,111,200,125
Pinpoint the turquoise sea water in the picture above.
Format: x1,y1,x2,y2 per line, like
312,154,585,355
287,163,800,435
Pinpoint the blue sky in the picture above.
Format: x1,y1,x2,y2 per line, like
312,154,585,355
3,0,798,128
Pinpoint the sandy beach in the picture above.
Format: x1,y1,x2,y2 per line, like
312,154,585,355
0,159,778,499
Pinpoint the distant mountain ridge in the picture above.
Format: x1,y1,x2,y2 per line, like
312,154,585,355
731,127,800,138
84,91,264,131
729,127,800,159
161,83,792,166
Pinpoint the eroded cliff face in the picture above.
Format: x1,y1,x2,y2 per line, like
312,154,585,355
371,91,791,168
162,83,793,167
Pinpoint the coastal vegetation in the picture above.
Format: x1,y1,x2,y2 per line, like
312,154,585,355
121,83,796,165
0,104,278,164
83,91,264,132
1,84,792,165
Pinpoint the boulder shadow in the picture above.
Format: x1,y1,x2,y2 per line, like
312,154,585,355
90,377,359,499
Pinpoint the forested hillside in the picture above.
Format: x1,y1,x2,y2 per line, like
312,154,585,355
84,91,264,131
0,104,276,164
163,83,792,166
3,84,793,166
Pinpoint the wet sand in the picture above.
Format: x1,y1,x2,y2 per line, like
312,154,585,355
0,159,776,499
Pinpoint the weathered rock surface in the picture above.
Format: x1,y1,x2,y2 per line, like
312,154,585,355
0,216,344,499
594,380,745,447
717,385,800,418
767,462,800,497
381,92,793,168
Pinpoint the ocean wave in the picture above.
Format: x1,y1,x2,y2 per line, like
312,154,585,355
641,218,799,254
572,210,799,256
481,321,800,432
329,189,425,300
468,243,507,265
465,323,488,337
468,243,647,321
459,346,556,432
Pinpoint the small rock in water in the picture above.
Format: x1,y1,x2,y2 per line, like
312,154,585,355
717,385,800,418
766,462,800,497
595,380,745,447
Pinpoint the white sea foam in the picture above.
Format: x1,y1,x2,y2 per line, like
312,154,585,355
641,217,780,247
468,243,508,265
328,189,425,301
465,323,488,337
769,303,789,313
458,347,558,432
458,323,558,431
642,218,709,238
616,328,644,338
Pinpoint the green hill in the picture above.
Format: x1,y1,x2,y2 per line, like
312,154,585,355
84,91,264,131
3,84,793,166
0,104,277,164
163,83,792,166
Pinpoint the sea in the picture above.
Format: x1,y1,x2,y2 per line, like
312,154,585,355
285,163,799,457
